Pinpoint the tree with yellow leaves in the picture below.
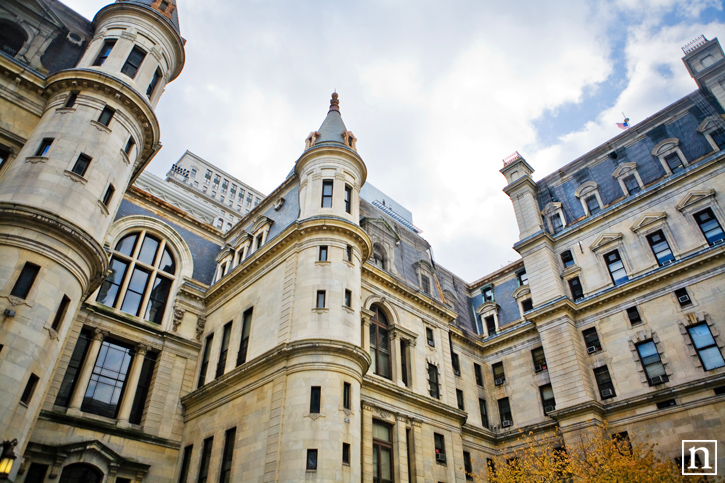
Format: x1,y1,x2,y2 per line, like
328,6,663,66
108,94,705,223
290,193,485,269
470,425,721,483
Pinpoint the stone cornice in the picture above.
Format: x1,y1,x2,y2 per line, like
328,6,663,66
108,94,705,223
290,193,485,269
295,144,368,187
0,203,108,295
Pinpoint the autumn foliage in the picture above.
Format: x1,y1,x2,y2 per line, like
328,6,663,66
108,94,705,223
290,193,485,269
470,425,722,483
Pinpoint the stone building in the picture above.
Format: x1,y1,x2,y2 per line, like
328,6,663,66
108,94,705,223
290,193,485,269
0,1,724,482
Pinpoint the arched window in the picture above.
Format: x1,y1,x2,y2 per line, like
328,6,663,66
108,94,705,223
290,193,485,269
369,304,391,379
98,231,176,324
372,243,387,270
0,20,27,57
58,463,103,483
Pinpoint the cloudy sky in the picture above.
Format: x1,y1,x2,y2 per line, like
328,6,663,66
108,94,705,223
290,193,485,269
65,0,725,282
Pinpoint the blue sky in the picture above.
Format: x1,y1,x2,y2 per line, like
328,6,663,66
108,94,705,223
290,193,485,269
64,0,725,282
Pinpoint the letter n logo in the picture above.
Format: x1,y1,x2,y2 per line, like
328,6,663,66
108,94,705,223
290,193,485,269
682,440,718,476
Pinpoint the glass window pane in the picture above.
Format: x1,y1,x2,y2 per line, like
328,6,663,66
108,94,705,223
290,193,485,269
373,422,391,442
699,347,725,370
637,341,657,359
159,247,175,274
121,268,149,315
689,325,716,349
144,276,171,323
115,234,138,256
137,235,160,265
380,447,392,479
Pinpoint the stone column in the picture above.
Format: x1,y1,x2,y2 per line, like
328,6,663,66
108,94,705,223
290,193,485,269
390,332,401,384
362,403,374,482
411,418,425,483
395,414,409,483
116,344,148,427
361,316,371,353
67,328,107,415
408,339,418,390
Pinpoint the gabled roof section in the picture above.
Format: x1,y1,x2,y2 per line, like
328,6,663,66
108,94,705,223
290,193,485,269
115,0,180,34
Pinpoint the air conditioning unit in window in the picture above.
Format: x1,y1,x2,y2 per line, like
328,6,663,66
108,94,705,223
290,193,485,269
678,294,691,304
534,364,543,372
587,346,597,354
661,259,675,266
650,375,668,385
713,238,725,246
502,420,512,428
435,453,447,464
544,405,555,413
454,369,461,376
494,378,504,386
601,388,614,398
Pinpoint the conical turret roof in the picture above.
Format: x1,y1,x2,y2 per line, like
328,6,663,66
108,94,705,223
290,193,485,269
315,92,348,145
115,0,180,34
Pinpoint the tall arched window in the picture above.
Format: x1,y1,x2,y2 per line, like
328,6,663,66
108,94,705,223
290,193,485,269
372,243,387,270
98,231,176,324
369,304,391,379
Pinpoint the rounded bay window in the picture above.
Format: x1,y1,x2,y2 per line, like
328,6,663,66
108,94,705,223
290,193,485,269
97,230,176,324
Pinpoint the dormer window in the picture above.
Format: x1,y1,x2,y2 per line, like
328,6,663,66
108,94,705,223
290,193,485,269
652,138,688,176
159,0,169,12
575,181,604,217
697,117,725,152
481,286,494,303
623,175,640,195
585,195,601,215
612,161,644,197
516,269,528,286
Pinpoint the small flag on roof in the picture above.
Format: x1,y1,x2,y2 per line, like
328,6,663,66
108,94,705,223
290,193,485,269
616,113,630,130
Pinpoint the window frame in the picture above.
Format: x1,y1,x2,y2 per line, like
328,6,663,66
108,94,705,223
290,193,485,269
10,262,40,299
121,45,147,79
219,427,236,483
318,245,328,262
198,334,213,388
372,420,393,482
498,397,512,427
321,179,333,208
474,363,483,387
540,384,556,415
97,106,115,127
479,398,489,428
197,437,214,483
316,290,326,309
636,340,668,385
593,365,616,399
93,39,116,66
492,362,505,386
434,433,447,465
216,322,232,378
686,322,725,371
568,276,584,301
309,386,321,414
604,249,628,285
34,138,53,157
531,347,547,372
71,153,92,177
428,363,440,399
237,308,253,366
344,184,352,214
583,327,602,353
646,229,675,266
693,208,725,246
369,305,392,379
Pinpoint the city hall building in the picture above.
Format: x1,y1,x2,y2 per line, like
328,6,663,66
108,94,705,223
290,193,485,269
0,0,724,481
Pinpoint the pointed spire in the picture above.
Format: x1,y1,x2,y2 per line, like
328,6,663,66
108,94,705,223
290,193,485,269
329,91,340,112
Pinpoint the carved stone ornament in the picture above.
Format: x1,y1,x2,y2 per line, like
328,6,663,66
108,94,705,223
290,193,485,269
172,306,185,331
376,408,391,421
195,315,206,341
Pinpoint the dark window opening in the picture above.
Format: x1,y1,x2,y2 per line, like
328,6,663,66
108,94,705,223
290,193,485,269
540,384,556,415
51,295,71,332
456,389,464,410
20,373,39,404
343,382,351,410
93,39,116,66
372,420,393,482
121,46,146,78
484,315,496,336
675,287,692,307
428,363,440,399
516,269,528,286
197,437,213,483
97,106,115,126
550,213,563,234
237,308,253,365
646,230,675,266
369,305,391,379
219,427,236,483
342,442,350,465
521,298,533,312
626,306,642,326
498,397,512,427
11,262,40,299
316,290,326,308
656,399,677,409
216,322,232,378
623,174,640,195
585,195,601,215
426,327,435,346
561,250,574,268
344,289,352,307
102,184,115,207
710,127,725,149
147,68,162,98
400,339,409,387
310,386,321,414
594,365,616,399
306,449,318,471
72,153,92,177
583,327,601,353
81,338,134,418
482,286,494,302
55,330,91,407
479,398,489,428
344,184,352,213
321,180,333,208
452,353,461,376
664,152,683,174
569,276,584,301
474,363,483,387
124,136,135,155
35,138,53,157
318,245,328,261
198,334,213,388
604,250,628,285
434,433,446,465
128,351,156,425
421,274,431,294
493,362,505,386
531,347,547,372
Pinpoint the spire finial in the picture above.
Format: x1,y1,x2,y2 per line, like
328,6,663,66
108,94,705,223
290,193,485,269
329,92,340,112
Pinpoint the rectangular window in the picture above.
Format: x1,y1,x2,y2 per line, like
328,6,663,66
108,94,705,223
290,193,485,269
585,195,601,215
426,327,435,347
540,384,555,415
711,127,725,149
646,230,675,266
531,347,547,372
221,179,228,193
687,323,725,370
482,286,494,302
310,386,321,413
50,294,71,332
623,174,640,195
129,351,156,425
604,250,628,285
522,299,533,312
434,433,446,464
321,180,333,208
593,365,616,399
474,363,483,386
568,276,584,301
694,208,725,245
421,274,431,294
342,442,350,465
493,362,505,385
636,341,668,385
216,322,232,378
484,315,496,336
147,68,162,97
35,138,53,157
198,334,213,388
664,152,683,173
626,306,642,326
372,421,393,481
20,373,39,404
124,136,136,155
452,352,461,376
316,290,326,308
237,308,252,365
428,363,440,399
102,184,115,207
344,184,352,213
498,397,512,427
583,327,601,353
197,437,213,483
55,330,91,407
72,153,92,177
479,398,489,428
178,445,193,483
516,270,528,286
10,262,40,299
306,449,318,471
344,289,352,307
656,399,676,409
121,46,146,78
64,91,79,108
319,245,328,261
464,451,474,480
674,287,692,307
456,389,464,410
345,245,353,262
343,382,351,410
81,338,133,418
93,39,116,66
560,250,574,268
219,428,237,483
98,106,115,126
550,213,563,234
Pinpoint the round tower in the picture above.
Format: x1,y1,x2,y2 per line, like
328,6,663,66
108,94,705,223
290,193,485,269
277,94,371,481
0,0,184,474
